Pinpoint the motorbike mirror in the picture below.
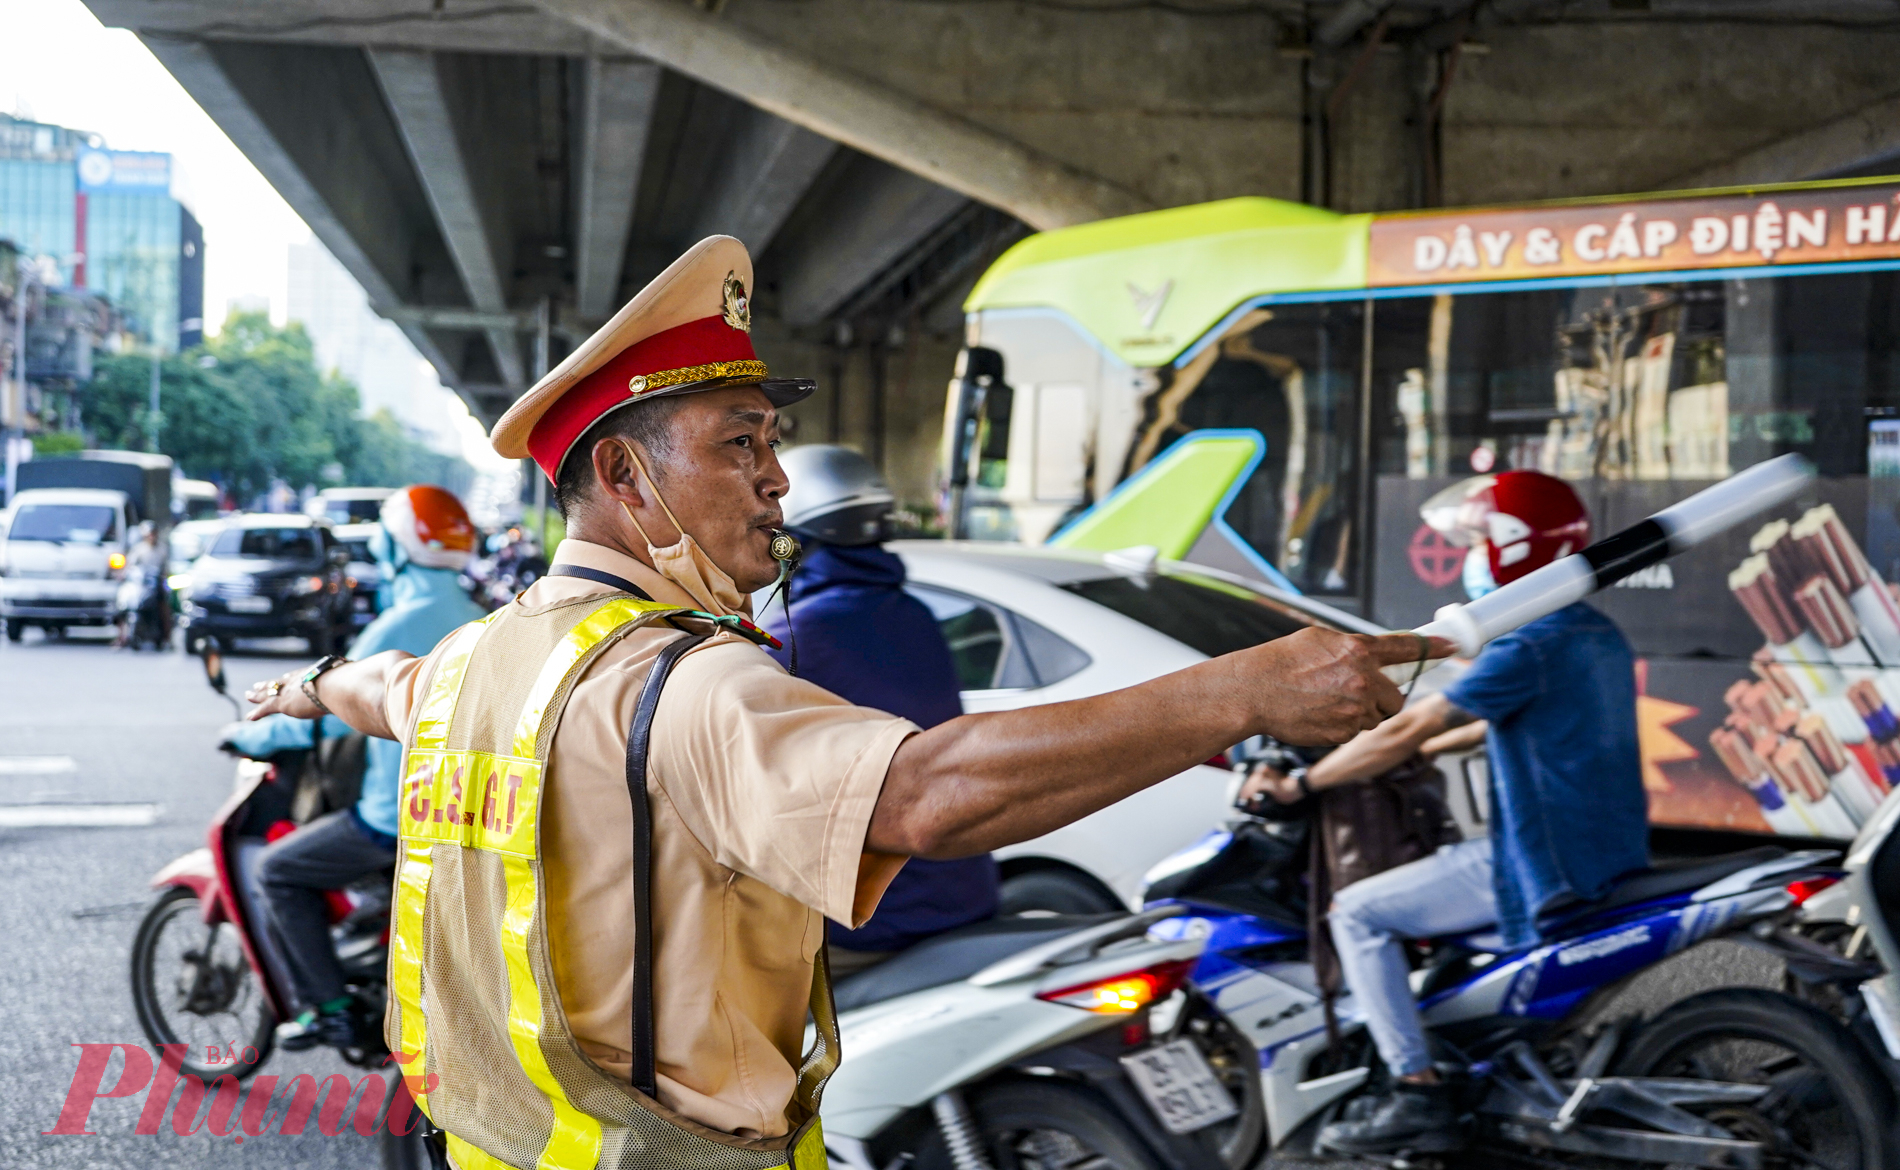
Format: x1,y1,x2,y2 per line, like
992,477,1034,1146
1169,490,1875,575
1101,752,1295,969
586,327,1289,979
201,640,227,695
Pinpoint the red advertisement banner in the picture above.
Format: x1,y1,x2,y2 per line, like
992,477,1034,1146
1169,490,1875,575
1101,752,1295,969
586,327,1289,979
1368,183,1900,287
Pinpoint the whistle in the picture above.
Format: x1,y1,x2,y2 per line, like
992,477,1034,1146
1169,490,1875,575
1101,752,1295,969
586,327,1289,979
769,530,802,563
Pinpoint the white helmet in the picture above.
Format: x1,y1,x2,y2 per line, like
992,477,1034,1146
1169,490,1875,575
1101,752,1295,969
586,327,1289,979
379,485,478,570
778,445,894,547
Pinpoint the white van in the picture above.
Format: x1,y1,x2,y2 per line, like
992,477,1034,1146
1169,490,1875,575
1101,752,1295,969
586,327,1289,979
0,488,137,641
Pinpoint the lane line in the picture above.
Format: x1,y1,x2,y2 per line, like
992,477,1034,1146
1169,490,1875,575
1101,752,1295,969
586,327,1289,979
0,756,78,775
0,803,160,827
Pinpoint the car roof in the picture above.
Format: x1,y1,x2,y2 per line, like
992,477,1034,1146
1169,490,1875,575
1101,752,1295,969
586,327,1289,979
319,487,395,500
889,539,1388,635
11,488,129,506
229,513,322,529
333,522,380,538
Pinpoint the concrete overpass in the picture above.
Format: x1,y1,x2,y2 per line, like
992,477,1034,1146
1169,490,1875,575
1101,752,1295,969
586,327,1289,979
84,0,1900,501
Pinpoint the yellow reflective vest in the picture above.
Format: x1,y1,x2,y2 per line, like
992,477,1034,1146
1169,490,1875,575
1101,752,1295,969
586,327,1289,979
388,592,834,1170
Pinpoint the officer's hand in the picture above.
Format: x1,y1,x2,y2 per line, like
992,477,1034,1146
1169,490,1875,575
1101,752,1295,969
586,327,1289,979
1244,630,1452,746
244,668,323,721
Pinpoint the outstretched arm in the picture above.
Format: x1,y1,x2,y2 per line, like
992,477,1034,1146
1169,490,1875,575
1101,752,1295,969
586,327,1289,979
868,629,1450,859
242,650,415,740
1238,691,1477,806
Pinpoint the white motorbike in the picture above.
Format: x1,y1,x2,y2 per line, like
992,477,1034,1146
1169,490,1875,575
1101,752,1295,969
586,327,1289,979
1785,789,1900,1079
819,908,1266,1170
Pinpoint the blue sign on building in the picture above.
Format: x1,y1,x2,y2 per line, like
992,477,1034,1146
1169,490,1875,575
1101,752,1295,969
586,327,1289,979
75,148,171,194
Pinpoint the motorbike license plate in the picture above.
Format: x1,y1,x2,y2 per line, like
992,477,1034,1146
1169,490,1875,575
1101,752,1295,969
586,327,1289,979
226,596,271,613
1119,1039,1239,1134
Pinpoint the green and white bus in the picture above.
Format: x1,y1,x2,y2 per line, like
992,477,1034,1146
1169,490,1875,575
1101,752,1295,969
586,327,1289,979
944,179,1900,838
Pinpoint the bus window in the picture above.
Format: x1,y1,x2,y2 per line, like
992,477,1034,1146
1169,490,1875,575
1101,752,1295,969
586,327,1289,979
1123,302,1364,595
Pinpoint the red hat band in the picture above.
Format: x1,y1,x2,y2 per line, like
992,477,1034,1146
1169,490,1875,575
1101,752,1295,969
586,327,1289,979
526,314,764,482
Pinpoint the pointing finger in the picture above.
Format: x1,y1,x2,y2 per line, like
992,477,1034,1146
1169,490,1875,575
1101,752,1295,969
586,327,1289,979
1364,632,1458,667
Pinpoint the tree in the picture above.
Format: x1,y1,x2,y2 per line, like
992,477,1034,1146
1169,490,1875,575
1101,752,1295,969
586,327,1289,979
81,310,471,502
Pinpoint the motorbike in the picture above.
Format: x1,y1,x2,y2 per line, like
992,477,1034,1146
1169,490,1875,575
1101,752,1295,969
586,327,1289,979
818,907,1240,1170
129,641,391,1082
1779,783,1900,1085
114,561,173,651
1127,796,1898,1169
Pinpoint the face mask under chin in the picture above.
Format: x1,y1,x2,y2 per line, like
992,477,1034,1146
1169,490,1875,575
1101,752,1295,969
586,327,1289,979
1463,546,1497,601
616,440,749,616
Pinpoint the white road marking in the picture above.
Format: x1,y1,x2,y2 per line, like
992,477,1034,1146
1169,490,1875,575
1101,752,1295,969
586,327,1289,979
0,756,78,775
0,803,159,827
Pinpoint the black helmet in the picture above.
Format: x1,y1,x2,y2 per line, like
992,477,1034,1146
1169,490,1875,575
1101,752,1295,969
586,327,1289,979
778,445,894,547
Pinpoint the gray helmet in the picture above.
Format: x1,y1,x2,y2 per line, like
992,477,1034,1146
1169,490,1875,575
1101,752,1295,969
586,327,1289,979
778,445,894,547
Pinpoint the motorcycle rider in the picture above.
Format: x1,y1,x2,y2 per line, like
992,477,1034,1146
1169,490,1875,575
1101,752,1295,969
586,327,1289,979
221,485,487,1050
760,445,997,973
1240,470,1650,1155
113,522,164,650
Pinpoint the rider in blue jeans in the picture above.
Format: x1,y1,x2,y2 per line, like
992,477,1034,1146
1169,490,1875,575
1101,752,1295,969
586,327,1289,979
221,486,487,1051
1241,470,1649,1155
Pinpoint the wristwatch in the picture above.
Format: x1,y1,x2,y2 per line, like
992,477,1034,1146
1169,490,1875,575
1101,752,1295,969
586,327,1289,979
1289,767,1313,800
300,655,349,715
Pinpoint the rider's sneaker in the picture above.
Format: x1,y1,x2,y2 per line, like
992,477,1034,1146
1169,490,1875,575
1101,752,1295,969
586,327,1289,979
276,1004,372,1052
1317,1081,1463,1155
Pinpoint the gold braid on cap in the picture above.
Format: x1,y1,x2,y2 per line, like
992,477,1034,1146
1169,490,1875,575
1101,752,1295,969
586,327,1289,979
628,359,769,397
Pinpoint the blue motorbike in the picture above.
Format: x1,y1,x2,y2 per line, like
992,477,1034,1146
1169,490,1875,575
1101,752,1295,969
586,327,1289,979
1135,810,1895,1168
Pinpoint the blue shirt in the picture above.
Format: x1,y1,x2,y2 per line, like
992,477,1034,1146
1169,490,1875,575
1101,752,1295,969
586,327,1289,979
762,543,1000,952
223,565,488,837
1441,602,1649,948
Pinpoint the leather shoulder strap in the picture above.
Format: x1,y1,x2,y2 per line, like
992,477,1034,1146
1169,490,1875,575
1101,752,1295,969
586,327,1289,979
624,630,711,1099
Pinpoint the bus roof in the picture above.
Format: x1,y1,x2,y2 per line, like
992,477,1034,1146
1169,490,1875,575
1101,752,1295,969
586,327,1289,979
965,198,1368,370
967,176,1900,369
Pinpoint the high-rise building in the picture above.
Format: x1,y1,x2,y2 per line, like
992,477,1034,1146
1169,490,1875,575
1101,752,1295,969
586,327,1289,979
287,239,461,455
0,113,202,353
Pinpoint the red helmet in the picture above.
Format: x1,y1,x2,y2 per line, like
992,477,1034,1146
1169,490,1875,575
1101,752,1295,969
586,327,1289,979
1421,470,1590,586
380,485,478,570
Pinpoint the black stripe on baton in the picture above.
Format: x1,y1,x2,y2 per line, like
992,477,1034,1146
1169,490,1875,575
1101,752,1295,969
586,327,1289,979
1578,518,1673,589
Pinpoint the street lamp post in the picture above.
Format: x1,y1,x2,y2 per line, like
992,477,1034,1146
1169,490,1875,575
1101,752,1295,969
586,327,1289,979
148,346,161,453
5,256,40,504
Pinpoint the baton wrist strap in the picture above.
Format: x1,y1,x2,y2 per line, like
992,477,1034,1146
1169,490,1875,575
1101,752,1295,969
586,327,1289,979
623,631,710,1099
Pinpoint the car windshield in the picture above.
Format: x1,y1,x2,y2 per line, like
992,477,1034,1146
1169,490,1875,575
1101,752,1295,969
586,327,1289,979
211,526,320,561
1059,572,1318,658
327,498,385,523
9,504,118,544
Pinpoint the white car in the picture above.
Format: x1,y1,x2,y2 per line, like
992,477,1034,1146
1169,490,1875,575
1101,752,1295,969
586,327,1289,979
880,540,1383,914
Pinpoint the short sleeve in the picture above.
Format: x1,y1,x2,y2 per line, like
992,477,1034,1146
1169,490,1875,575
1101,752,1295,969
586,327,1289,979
382,652,433,741
647,640,918,926
1441,633,1543,725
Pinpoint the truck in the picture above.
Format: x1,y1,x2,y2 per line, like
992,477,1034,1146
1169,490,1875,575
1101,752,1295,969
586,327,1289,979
1,450,173,641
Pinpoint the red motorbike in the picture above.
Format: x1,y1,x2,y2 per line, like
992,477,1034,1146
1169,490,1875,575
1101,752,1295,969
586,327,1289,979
129,642,392,1083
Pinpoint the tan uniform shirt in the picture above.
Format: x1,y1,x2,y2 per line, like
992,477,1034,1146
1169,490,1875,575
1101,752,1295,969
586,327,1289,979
385,539,914,1138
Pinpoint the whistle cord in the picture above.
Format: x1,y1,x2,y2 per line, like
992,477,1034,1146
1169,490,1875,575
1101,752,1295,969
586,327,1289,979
767,562,799,677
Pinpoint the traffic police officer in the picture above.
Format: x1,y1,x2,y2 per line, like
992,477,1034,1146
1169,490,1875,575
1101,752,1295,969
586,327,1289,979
244,236,1434,1170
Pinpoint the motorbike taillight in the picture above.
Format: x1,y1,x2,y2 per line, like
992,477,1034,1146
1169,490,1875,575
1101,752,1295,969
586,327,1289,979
1786,874,1841,905
1036,958,1197,1014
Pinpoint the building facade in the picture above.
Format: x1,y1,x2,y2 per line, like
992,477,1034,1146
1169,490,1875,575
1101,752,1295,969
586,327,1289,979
0,113,203,353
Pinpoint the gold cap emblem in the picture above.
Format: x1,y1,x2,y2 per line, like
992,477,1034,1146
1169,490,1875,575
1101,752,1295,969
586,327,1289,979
722,271,751,333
